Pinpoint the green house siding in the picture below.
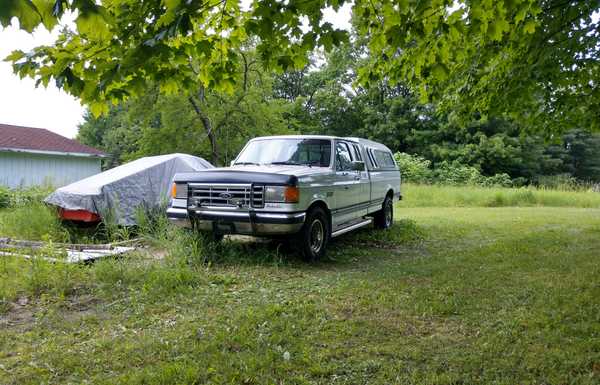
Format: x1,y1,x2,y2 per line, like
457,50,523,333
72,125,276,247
0,151,101,188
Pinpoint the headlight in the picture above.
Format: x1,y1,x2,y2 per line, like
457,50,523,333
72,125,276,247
171,183,188,199
264,185,299,203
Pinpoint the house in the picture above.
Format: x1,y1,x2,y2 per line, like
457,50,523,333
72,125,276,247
0,123,106,188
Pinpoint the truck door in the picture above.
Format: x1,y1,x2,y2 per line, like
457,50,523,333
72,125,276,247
333,141,363,228
350,143,370,217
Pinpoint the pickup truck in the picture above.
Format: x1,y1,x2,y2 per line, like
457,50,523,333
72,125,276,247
167,135,401,260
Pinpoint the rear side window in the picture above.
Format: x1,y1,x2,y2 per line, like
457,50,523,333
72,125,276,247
373,150,396,168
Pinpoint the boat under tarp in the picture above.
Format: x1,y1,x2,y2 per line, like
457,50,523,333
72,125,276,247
45,153,213,225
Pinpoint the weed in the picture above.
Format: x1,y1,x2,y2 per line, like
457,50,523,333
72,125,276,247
0,202,69,242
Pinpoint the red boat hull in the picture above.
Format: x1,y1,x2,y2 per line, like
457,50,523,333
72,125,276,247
58,208,101,223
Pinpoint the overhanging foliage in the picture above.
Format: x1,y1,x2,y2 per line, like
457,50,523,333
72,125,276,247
1,0,598,132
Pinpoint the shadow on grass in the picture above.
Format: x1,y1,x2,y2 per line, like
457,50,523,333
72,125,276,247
200,218,425,268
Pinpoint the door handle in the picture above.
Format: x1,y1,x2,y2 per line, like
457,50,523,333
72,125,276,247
354,175,360,181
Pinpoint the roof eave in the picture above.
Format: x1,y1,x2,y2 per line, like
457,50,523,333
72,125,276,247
0,147,108,158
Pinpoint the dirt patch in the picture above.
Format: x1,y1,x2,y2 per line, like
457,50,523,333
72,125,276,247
0,293,106,332
0,297,35,330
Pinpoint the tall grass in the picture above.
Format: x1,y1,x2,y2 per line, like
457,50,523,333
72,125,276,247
400,183,600,208
0,202,70,241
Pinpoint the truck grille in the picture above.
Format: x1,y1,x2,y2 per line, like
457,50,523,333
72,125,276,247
188,183,264,208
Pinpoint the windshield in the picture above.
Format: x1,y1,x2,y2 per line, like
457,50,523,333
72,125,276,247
234,138,332,167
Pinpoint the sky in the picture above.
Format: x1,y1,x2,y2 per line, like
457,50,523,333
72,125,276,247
0,4,352,140
0,13,85,139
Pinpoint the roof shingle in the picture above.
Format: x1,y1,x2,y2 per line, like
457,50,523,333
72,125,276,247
0,123,105,157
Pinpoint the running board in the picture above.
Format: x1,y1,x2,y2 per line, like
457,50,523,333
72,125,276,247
331,218,373,238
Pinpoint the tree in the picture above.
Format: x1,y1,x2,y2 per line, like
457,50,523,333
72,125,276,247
4,1,597,134
352,0,600,132
561,130,600,182
78,55,293,166
77,105,141,168
2,0,348,117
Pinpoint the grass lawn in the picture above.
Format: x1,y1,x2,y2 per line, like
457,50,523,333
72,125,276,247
1,192,600,383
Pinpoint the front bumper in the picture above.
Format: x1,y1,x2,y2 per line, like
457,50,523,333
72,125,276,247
166,207,305,235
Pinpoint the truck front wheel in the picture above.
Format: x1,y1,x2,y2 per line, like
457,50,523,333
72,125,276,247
297,207,330,261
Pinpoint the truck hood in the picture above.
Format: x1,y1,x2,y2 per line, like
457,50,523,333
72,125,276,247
226,164,326,176
173,165,329,186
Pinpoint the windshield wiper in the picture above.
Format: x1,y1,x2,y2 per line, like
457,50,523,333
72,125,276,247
233,162,260,166
268,161,303,166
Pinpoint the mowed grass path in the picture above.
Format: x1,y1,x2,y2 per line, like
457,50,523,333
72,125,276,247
1,206,599,384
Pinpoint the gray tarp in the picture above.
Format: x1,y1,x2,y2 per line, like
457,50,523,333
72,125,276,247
45,153,212,225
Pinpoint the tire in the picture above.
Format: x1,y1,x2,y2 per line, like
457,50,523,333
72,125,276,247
191,219,224,243
199,231,224,243
296,207,330,261
374,195,393,229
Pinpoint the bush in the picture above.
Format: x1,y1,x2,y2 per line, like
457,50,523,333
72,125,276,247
432,161,484,185
0,202,69,242
536,174,579,190
480,173,513,188
0,186,10,209
0,185,53,209
393,152,432,183
393,154,514,187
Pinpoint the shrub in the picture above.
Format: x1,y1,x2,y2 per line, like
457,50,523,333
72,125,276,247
0,202,69,242
0,186,53,209
393,152,432,183
480,173,513,188
536,174,579,190
432,161,484,185
0,186,10,209
394,153,514,187
13,186,53,206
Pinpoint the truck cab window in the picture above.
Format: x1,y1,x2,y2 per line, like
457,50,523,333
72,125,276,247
335,142,353,171
367,148,378,168
351,144,363,161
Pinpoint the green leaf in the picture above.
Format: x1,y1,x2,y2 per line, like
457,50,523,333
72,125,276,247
397,0,409,15
159,79,180,94
89,101,109,117
4,50,26,62
430,63,448,81
32,0,58,30
523,20,537,34
0,0,42,32
76,7,111,40
489,18,510,41
157,0,181,27
514,4,529,23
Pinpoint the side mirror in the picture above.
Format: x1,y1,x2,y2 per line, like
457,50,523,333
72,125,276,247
351,161,365,172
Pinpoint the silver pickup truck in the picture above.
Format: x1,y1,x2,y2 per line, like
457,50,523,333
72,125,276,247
167,135,401,260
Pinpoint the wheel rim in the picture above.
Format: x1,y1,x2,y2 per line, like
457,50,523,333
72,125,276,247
384,200,393,227
309,219,324,254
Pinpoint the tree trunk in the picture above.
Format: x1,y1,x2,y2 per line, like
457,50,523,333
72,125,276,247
188,94,219,165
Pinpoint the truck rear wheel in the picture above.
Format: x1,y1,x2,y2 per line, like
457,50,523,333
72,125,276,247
374,195,393,229
297,207,329,261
